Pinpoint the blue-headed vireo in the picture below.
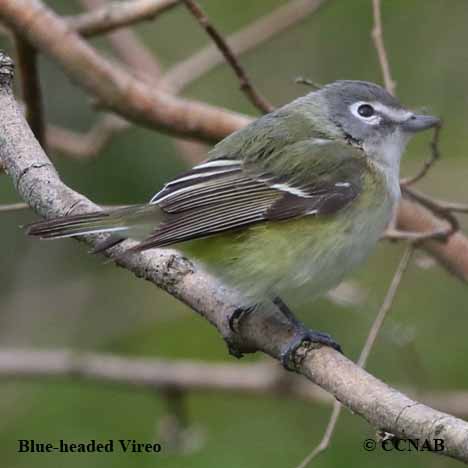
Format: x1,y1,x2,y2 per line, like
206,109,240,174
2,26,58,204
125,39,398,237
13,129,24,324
26,81,440,361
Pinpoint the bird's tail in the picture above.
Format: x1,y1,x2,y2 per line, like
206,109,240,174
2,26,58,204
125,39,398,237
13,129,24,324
25,204,163,250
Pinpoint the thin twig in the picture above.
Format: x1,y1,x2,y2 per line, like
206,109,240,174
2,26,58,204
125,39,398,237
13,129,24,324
181,0,273,114
385,180,466,244
164,0,328,93
0,202,29,212
371,0,451,249
371,0,396,95
68,0,180,37
295,246,414,468
401,124,442,186
357,246,414,367
295,401,341,468
47,114,130,160
434,201,468,214
384,227,450,243
78,0,163,82
372,0,452,246
68,0,327,161
295,76,322,89
14,35,46,149
402,186,460,238
77,0,212,168
386,188,468,244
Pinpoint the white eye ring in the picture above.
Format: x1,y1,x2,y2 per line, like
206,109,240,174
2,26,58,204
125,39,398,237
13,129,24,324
349,102,381,125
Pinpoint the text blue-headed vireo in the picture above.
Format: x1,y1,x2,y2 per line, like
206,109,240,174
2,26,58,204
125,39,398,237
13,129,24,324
27,81,440,362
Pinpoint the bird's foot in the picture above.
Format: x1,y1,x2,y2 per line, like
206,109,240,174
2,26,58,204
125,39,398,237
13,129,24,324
281,323,342,371
225,304,258,359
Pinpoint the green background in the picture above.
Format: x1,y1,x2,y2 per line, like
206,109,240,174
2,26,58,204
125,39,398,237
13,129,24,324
1,0,468,467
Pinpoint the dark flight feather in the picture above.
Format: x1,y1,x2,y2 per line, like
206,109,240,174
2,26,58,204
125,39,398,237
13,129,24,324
128,158,360,251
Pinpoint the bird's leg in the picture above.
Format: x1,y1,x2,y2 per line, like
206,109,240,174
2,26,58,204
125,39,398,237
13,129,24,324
272,296,299,324
272,296,343,370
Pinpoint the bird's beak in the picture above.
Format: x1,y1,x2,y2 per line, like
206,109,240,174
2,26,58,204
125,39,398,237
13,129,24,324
401,114,441,133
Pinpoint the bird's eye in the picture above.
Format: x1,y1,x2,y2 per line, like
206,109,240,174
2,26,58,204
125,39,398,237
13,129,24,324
357,104,375,118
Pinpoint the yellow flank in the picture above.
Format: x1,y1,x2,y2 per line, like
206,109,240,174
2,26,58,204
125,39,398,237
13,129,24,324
178,167,390,302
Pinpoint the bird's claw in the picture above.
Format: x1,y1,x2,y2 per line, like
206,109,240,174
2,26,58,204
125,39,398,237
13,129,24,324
281,327,342,371
225,304,258,358
228,304,257,334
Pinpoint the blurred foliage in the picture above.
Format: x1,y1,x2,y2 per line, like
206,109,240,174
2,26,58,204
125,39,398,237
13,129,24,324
1,0,468,467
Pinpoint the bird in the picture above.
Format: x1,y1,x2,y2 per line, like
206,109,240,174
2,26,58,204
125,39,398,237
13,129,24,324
26,80,440,365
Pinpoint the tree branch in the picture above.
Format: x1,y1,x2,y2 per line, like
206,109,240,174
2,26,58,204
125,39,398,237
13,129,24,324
47,114,130,160
0,0,251,143
369,0,464,272
78,0,163,82
371,0,396,95
73,0,324,161
0,348,467,418
181,0,273,113
1,52,468,463
14,35,46,149
0,348,328,401
401,124,442,186
164,0,328,93
397,199,468,282
68,0,180,37
0,202,29,212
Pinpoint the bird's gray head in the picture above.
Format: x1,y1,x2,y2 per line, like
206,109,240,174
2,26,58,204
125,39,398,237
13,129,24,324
316,80,440,162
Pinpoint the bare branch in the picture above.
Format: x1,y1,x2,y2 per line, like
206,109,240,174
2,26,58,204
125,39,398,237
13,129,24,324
401,124,442,186
14,35,46,149
0,348,467,417
366,0,441,194
181,0,273,113
384,227,450,243
386,187,461,246
1,53,468,463
434,201,468,214
105,31,162,82
51,0,322,161
0,202,29,212
164,0,328,93
397,198,468,281
371,0,396,95
402,186,460,238
47,114,130,160
0,349,326,401
358,246,414,367
295,247,414,468
295,402,341,468
68,0,180,37
50,0,164,161
295,76,323,89
371,0,454,252
78,0,163,81
0,0,251,143
77,0,208,168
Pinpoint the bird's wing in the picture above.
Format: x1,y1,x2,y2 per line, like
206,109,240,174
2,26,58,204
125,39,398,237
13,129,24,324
134,139,364,250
